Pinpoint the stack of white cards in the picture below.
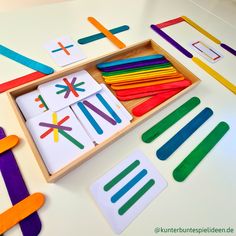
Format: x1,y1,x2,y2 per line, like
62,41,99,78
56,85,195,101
16,70,132,174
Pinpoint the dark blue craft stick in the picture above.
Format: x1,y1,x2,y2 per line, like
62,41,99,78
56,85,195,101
150,24,193,59
156,108,213,160
220,43,236,56
99,59,170,72
78,25,130,44
0,127,42,236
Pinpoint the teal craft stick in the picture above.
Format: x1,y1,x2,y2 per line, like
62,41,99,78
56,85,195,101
78,25,130,44
0,44,54,74
97,54,164,69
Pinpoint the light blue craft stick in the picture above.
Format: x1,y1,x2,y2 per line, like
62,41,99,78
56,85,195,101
78,25,130,45
0,44,54,74
97,54,164,69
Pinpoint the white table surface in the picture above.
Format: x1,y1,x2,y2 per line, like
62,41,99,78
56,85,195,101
0,0,236,235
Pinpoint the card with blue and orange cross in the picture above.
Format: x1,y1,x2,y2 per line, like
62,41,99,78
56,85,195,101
38,70,102,111
44,36,86,66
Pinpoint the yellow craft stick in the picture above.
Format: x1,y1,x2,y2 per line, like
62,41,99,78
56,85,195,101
0,135,19,154
108,75,185,85
0,193,45,234
192,57,236,94
182,16,221,44
111,77,183,90
104,70,178,81
52,112,59,142
88,17,126,49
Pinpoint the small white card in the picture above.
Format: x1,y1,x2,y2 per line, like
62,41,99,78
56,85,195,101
191,40,222,63
44,36,86,66
90,150,167,234
16,90,48,120
71,84,132,144
26,107,94,174
38,70,102,111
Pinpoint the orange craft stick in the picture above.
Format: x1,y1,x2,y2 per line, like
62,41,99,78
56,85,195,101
0,193,45,234
111,78,184,90
0,135,19,154
88,17,126,49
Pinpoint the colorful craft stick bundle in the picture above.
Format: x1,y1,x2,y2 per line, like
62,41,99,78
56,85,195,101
97,54,192,116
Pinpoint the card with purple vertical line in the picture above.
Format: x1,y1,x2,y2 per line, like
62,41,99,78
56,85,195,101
71,84,132,144
38,70,102,111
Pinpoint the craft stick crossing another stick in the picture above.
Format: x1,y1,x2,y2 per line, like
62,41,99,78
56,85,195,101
88,17,126,49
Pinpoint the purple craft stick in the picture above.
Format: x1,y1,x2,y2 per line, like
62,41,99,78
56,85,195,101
151,24,193,59
220,43,236,56
0,127,42,236
99,59,170,72
39,122,72,131
83,100,117,125
64,77,77,98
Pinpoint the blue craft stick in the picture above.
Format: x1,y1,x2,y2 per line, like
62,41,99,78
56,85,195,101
78,25,130,45
51,44,74,53
97,54,164,69
111,169,147,203
156,108,213,160
0,44,54,74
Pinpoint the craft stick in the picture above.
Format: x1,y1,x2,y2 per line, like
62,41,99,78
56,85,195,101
220,43,236,56
78,25,129,44
192,57,236,94
0,128,42,236
0,193,45,235
103,67,176,80
0,71,46,93
173,122,230,182
0,45,54,74
156,17,185,28
117,89,173,101
88,17,126,49
97,54,164,69
181,16,221,44
52,113,59,142
111,78,184,90
102,63,172,76
156,108,213,160
116,79,191,96
151,25,193,58
99,59,170,72
132,89,182,117
0,135,19,154
142,97,201,143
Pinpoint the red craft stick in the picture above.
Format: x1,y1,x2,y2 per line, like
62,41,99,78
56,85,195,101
116,79,191,96
116,89,175,101
0,71,46,93
156,17,184,29
132,88,183,117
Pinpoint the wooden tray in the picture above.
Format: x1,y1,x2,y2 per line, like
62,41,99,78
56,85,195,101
7,39,200,182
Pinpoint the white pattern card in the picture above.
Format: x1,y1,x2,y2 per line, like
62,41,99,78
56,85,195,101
90,150,167,234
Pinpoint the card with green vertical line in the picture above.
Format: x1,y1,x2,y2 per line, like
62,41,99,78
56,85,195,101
90,150,167,234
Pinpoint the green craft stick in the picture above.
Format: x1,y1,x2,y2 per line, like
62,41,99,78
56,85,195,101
173,122,230,182
102,63,172,76
58,130,84,149
142,97,201,143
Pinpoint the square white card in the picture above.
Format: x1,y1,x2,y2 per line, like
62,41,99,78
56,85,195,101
38,70,102,111
26,107,94,174
16,90,48,120
71,84,132,144
90,150,167,234
44,36,86,67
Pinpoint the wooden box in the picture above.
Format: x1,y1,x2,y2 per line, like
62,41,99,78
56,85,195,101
7,39,200,182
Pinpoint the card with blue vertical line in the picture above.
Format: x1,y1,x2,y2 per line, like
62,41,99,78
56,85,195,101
71,84,132,144
90,150,167,234
44,36,86,66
